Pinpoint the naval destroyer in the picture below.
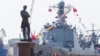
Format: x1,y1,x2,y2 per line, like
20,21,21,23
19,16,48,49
34,0,100,56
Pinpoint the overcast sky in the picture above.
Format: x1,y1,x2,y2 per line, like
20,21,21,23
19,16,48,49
0,0,100,43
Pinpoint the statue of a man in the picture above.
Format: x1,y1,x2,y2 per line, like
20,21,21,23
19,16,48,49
20,5,32,41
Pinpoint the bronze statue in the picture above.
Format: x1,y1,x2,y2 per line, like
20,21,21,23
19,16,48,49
20,5,32,41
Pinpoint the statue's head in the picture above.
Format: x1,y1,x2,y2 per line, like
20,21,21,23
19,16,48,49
23,5,27,11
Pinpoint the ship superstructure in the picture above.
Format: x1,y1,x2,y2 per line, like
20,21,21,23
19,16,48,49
35,0,100,55
39,0,76,52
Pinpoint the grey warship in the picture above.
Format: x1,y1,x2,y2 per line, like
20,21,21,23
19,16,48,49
34,0,100,56
41,0,74,52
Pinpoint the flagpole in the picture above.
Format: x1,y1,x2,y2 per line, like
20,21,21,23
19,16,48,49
29,0,35,35
29,0,34,24
30,0,34,16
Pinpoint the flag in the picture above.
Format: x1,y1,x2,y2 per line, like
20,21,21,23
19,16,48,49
73,7,77,12
31,34,36,40
36,33,42,38
48,8,52,12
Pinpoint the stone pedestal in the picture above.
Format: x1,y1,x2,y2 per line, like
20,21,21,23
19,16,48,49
18,42,35,56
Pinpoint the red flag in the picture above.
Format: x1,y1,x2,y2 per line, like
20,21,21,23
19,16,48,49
48,8,52,12
31,34,36,40
73,8,77,12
